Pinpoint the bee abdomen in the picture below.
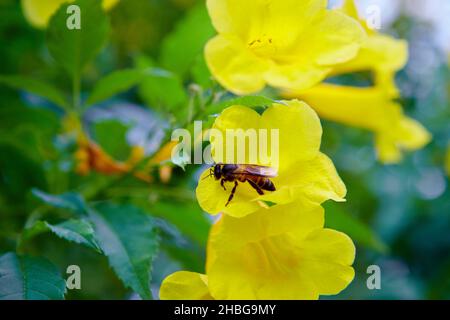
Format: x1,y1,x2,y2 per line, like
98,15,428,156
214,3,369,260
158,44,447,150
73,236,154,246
255,177,276,191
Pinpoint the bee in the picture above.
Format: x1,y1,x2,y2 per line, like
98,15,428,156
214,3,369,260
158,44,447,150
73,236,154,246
204,163,278,207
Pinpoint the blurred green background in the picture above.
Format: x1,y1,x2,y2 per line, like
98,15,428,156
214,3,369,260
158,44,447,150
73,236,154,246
0,0,449,300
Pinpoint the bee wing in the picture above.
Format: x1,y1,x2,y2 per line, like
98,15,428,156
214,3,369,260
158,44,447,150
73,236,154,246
240,165,278,177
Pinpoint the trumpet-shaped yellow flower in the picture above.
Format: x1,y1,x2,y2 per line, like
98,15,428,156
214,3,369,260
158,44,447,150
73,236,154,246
196,100,346,218
204,0,366,95
160,201,355,300
284,84,431,163
159,271,213,300
333,0,408,95
21,0,119,28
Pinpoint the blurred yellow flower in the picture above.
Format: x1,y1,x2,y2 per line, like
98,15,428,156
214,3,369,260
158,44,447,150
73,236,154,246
284,84,431,163
160,201,355,300
196,100,346,218
204,0,366,95
332,0,408,96
21,0,119,28
159,271,213,300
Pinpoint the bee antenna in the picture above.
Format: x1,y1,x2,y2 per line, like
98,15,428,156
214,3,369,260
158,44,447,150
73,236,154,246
202,168,213,180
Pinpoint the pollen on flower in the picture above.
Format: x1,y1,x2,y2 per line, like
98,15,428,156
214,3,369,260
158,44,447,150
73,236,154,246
248,36,277,58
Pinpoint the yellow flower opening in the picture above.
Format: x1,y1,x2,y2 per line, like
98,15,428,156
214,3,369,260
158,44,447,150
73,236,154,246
160,201,355,300
21,0,119,29
204,0,366,95
196,100,346,218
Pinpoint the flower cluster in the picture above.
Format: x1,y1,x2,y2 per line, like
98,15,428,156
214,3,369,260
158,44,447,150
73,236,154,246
160,102,355,299
158,0,381,301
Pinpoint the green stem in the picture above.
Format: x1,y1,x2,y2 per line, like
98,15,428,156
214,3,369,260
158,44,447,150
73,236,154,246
72,72,81,111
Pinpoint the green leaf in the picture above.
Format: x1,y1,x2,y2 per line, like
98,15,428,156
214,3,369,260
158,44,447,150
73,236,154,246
324,202,388,253
0,75,68,109
22,219,102,253
93,120,131,161
209,95,277,114
89,203,159,300
151,201,210,245
159,3,215,78
46,0,110,77
32,189,89,215
86,69,146,106
0,252,66,300
0,144,47,202
138,68,187,114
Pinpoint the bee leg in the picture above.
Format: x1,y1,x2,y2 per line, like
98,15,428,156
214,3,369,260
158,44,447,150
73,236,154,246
220,179,227,191
247,179,264,196
225,181,238,207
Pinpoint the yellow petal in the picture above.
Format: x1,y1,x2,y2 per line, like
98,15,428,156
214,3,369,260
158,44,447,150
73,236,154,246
205,35,269,95
302,10,366,66
260,152,347,205
261,100,322,167
159,271,213,300
264,62,332,93
340,0,359,20
299,229,356,295
375,117,431,163
332,34,408,76
21,0,119,29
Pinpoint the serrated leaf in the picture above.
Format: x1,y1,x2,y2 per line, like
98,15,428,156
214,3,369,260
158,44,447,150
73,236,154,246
0,252,66,300
0,75,68,109
86,69,146,106
46,0,110,77
22,219,101,253
208,95,276,114
32,189,89,215
88,203,159,300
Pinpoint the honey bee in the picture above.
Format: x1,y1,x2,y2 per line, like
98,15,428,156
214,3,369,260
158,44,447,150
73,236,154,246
204,163,278,207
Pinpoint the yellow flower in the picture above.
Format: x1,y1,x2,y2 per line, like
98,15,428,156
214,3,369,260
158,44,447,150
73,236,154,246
196,100,346,218
21,0,119,29
284,84,431,163
159,271,213,300
204,0,366,95
333,0,408,96
160,201,355,300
